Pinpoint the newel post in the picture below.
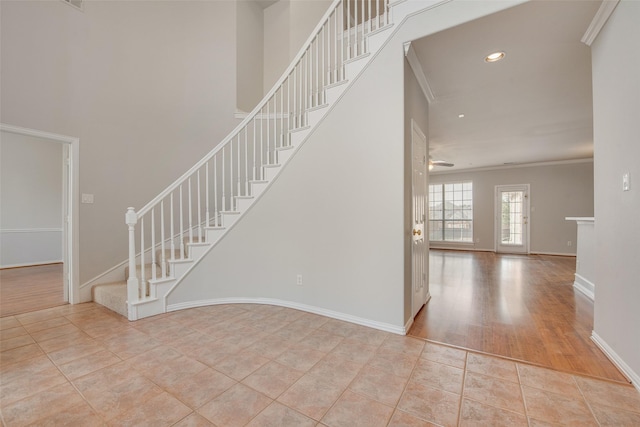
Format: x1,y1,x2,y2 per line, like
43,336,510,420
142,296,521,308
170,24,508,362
125,207,139,321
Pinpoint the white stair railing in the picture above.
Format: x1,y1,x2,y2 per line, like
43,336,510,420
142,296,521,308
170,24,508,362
125,0,390,314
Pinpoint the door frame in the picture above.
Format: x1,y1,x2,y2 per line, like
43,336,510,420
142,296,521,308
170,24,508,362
0,123,80,304
494,184,530,254
411,119,430,318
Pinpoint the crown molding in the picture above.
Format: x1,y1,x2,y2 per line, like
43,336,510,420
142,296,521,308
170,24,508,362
430,158,593,175
404,42,435,104
581,0,620,46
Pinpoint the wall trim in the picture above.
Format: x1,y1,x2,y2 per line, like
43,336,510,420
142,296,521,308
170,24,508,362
167,297,407,335
581,0,620,46
431,158,593,175
403,42,435,103
1,228,63,233
1,260,63,269
591,331,638,390
573,273,595,301
429,245,493,253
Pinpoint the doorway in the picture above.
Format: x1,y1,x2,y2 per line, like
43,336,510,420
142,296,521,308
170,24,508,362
495,184,530,254
0,124,79,309
411,120,430,317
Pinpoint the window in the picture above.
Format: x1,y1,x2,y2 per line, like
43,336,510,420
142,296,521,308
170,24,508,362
429,181,473,242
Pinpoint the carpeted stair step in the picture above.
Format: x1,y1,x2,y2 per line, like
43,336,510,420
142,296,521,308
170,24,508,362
92,281,127,317
124,263,161,281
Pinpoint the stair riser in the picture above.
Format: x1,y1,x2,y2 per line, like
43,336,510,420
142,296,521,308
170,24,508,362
235,197,254,211
263,166,280,181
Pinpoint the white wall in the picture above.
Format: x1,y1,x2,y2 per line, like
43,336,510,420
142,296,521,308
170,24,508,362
591,0,640,386
237,0,265,112
169,0,524,330
429,161,594,255
263,0,332,93
169,24,407,330
0,131,63,267
1,0,239,284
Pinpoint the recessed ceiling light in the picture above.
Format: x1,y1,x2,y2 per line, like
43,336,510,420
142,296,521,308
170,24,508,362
485,51,506,63
458,114,465,118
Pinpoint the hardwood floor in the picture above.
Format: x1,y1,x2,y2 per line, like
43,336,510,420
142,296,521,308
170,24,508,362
0,264,66,317
408,250,628,383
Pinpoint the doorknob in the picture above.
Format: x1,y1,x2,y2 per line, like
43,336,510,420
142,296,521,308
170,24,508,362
413,229,422,236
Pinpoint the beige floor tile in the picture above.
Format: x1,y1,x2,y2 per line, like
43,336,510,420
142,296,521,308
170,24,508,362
348,326,389,346
463,371,525,414
29,323,81,342
277,373,346,420
0,316,21,330
319,318,364,337
420,342,467,368
410,358,464,394
367,349,419,379
275,342,326,371
459,398,528,427
289,312,330,330
58,349,122,380
172,413,215,427
0,353,54,382
244,334,293,359
78,373,164,420
379,335,425,357
215,349,270,381
521,385,598,426
28,401,106,426
190,340,243,367
591,403,640,426
107,391,192,427
198,383,272,427
322,389,394,427
166,367,236,409
516,363,582,398
246,401,316,427
330,338,378,364
574,376,640,413
37,330,95,353
397,381,461,427
466,353,518,382
47,339,106,365
349,365,409,406
22,316,71,333
0,334,35,352
297,329,344,353
0,342,44,366
0,325,28,340
308,352,363,387
1,382,85,425
101,329,162,359
15,309,62,325
0,365,68,407
271,321,314,342
387,410,440,426
243,361,305,399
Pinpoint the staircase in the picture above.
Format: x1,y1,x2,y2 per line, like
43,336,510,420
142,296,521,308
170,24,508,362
92,0,437,320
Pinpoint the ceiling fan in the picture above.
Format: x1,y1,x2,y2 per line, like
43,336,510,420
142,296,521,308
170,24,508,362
428,158,454,170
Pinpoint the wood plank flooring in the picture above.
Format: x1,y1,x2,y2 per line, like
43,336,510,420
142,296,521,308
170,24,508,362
0,264,66,317
408,250,628,383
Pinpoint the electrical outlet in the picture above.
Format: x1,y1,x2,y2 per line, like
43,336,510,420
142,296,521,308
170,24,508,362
81,193,94,204
623,172,630,191
567,241,572,247
296,274,303,286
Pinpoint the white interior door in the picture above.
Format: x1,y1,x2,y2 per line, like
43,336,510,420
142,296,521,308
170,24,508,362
495,184,530,254
411,120,429,317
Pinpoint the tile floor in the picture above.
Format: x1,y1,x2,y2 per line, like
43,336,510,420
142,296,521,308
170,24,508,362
1,303,639,426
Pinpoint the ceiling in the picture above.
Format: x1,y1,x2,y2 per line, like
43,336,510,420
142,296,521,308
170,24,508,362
411,0,601,172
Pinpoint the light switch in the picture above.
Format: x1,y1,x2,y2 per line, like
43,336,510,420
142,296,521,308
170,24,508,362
623,172,630,191
82,193,94,204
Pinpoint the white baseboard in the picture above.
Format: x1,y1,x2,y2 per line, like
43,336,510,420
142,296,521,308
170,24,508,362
530,251,576,257
591,331,639,391
0,260,62,269
429,246,493,252
574,273,595,301
168,297,407,335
